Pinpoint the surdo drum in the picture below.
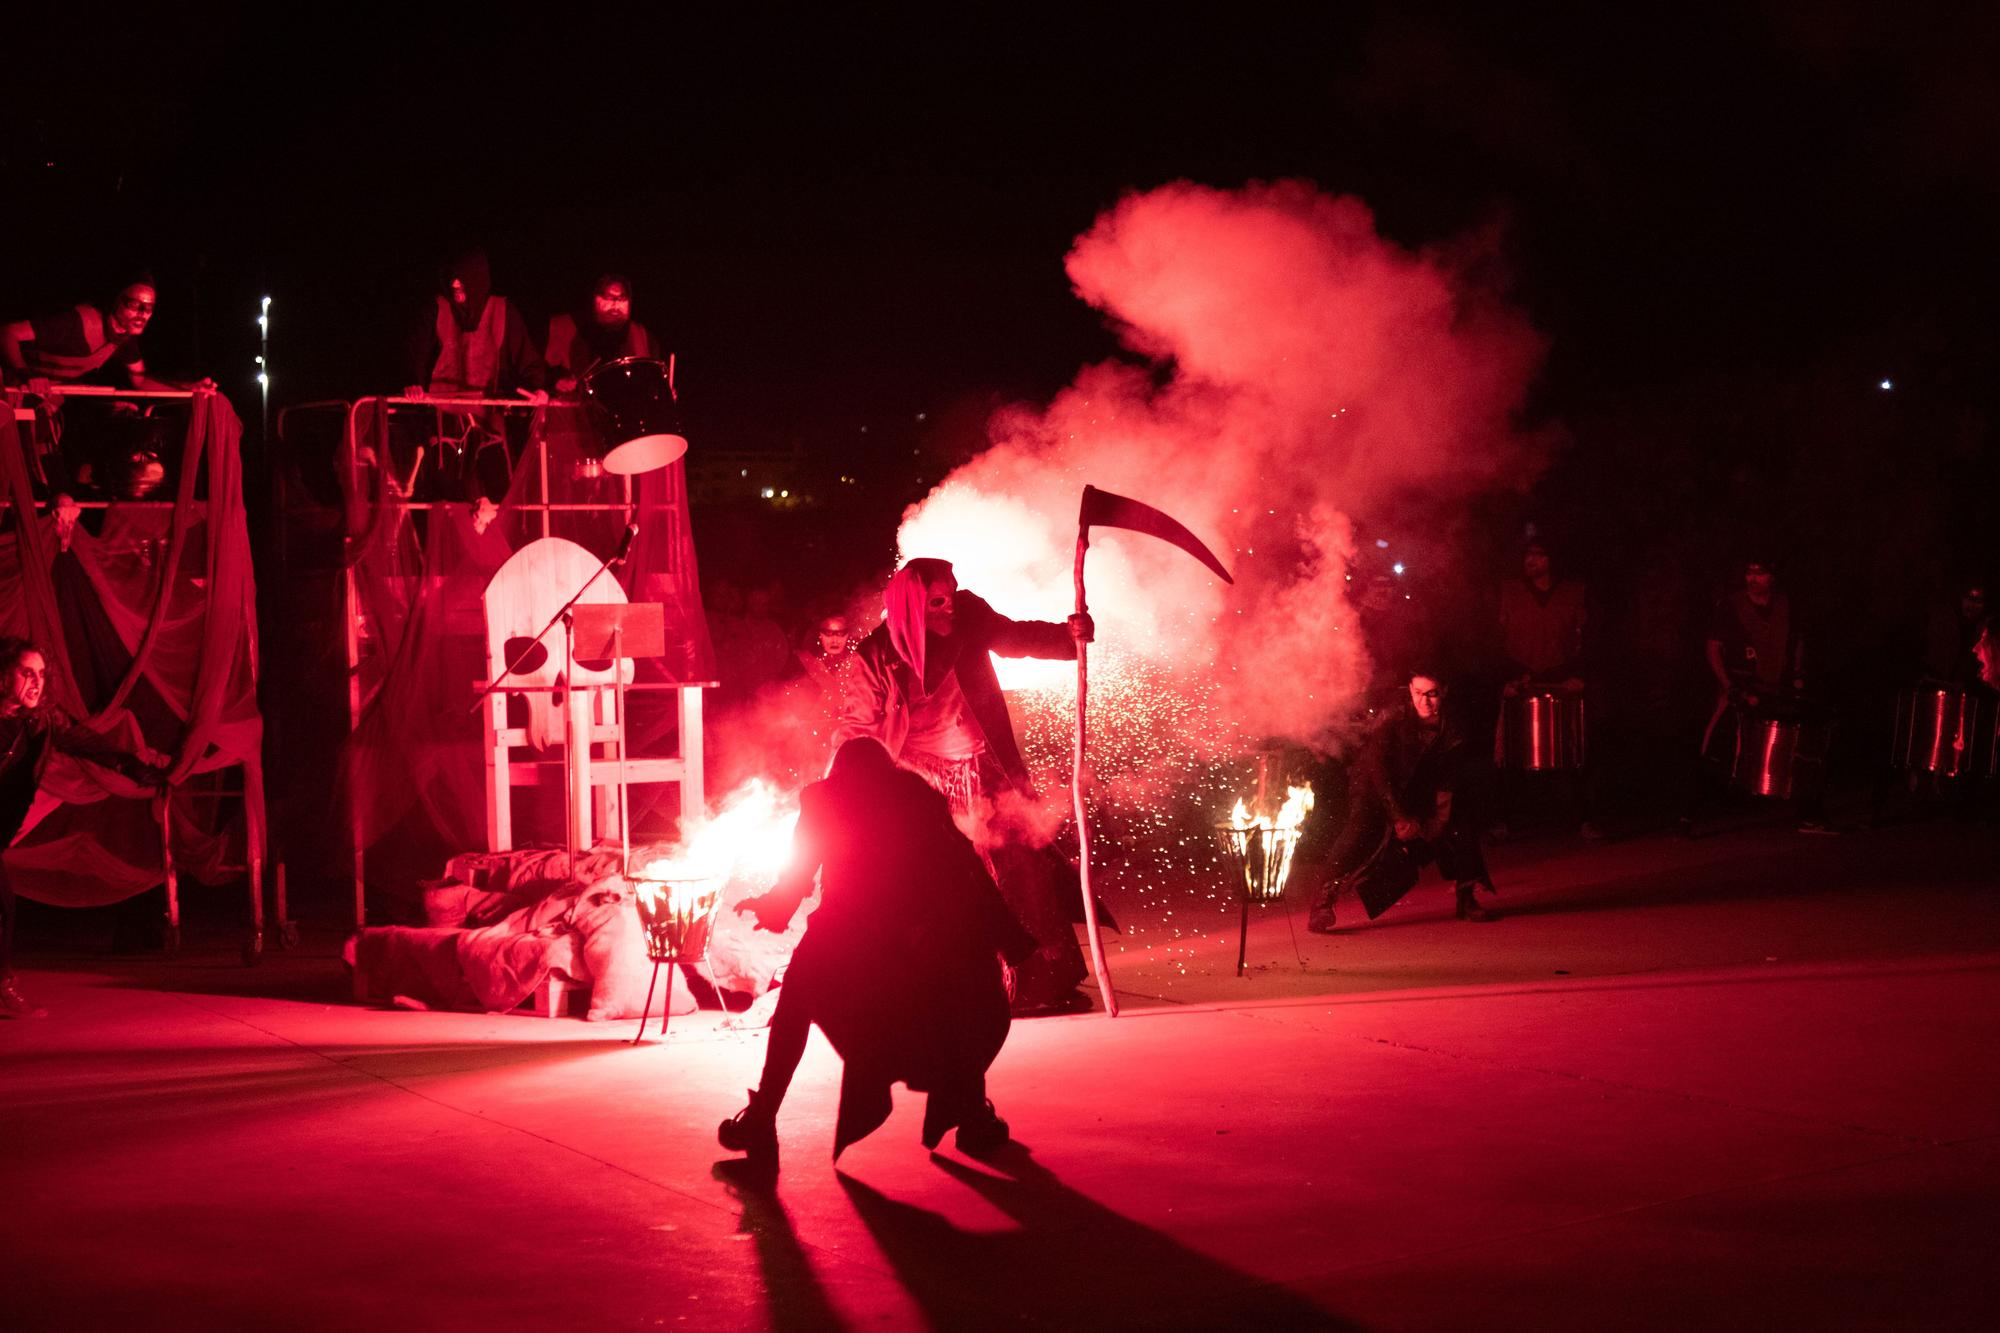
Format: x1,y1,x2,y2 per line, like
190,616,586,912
579,356,688,475
1892,685,1996,779
1730,714,1829,799
1501,690,1587,771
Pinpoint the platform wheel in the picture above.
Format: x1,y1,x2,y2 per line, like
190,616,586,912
241,930,264,967
278,920,301,951
162,923,182,956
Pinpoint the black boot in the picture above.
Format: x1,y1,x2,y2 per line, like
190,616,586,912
1306,880,1340,934
717,1088,779,1171
955,1098,1011,1156
1455,882,1499,923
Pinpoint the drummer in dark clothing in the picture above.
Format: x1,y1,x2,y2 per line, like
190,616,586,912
1493,536,1600,839
1307,666,1499,932
1682,557,1832,834
545,273,663,393
1921,581,1992,688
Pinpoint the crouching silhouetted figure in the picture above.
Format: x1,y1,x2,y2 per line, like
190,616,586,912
719,738,1036,1175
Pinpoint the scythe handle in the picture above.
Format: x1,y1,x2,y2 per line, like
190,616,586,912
1073,530,1119,1018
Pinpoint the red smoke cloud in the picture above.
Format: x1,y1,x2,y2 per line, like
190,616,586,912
898,179,1549,752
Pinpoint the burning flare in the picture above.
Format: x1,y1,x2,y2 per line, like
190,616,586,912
637,778,799,885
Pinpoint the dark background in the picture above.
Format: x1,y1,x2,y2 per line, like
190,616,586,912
6,3,1996,812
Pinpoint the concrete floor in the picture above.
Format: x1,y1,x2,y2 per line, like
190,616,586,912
4,818,1998,1330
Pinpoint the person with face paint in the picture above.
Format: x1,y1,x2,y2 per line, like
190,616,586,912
544,273,662,393
1307,666,1499,931
837,558,1097,1014
2,279,213,398
0,637,170,1018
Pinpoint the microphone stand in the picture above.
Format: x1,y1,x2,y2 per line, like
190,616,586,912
469,527,637,881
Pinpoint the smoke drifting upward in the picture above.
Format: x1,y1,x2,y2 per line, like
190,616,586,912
897,179,1549,751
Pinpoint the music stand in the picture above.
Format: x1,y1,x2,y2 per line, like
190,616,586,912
570,602,667,878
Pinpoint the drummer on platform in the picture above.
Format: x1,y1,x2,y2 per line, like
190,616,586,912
545,273,663,393
405,247,548,402
1493,534,1600,839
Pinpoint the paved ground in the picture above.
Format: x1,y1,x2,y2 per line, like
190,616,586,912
4,817,1998,1330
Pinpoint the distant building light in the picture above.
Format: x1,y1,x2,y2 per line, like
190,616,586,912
761,487,775,499
1392,562,1406,576
1374,539,1390,549
1878,378,1894,391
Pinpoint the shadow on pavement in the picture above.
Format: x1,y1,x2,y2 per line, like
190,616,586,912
832,1145,1359,1330
713,1160,848,1333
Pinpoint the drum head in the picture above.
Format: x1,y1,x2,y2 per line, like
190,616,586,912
582,356,688,473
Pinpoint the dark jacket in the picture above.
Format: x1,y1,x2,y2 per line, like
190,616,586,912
1,707,158,846
757,754,1033,1156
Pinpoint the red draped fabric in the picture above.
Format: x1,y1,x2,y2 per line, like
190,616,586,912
1,396,266,906
337,403,712,905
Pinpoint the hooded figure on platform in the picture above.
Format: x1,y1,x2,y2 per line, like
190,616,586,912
406,248,547,400
836,558,1095,1014
719,737,1036,1172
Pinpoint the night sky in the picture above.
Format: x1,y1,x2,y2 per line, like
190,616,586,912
6,5,1996,480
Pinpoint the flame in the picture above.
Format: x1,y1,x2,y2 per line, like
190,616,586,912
1221,782,1315,900
633,878,719,918
1226,783,1314,833
638,778,800,887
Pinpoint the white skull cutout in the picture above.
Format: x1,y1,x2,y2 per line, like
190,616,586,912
483,537,635,749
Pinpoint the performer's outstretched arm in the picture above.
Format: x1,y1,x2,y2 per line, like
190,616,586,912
964,594,1085,661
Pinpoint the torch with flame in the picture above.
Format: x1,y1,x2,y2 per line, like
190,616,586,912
629,779,799,1042
1220,783,1314,902
1217,780,1315,976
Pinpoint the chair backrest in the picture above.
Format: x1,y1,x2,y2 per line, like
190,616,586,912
483,537,631,749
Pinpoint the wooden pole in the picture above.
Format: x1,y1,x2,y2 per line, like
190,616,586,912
1072,532,1119,1018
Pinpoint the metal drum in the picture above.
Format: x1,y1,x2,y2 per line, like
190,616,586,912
580,356,688,475
1501,690,1586,771
1731,715,1828,799
1892,685,1995,778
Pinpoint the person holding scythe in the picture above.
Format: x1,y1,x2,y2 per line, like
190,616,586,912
836,558,1095,1014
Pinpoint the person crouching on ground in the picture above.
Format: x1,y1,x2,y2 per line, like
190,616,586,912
718,737,1037,1175
1,637,169,1018
1307,667,1499,932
